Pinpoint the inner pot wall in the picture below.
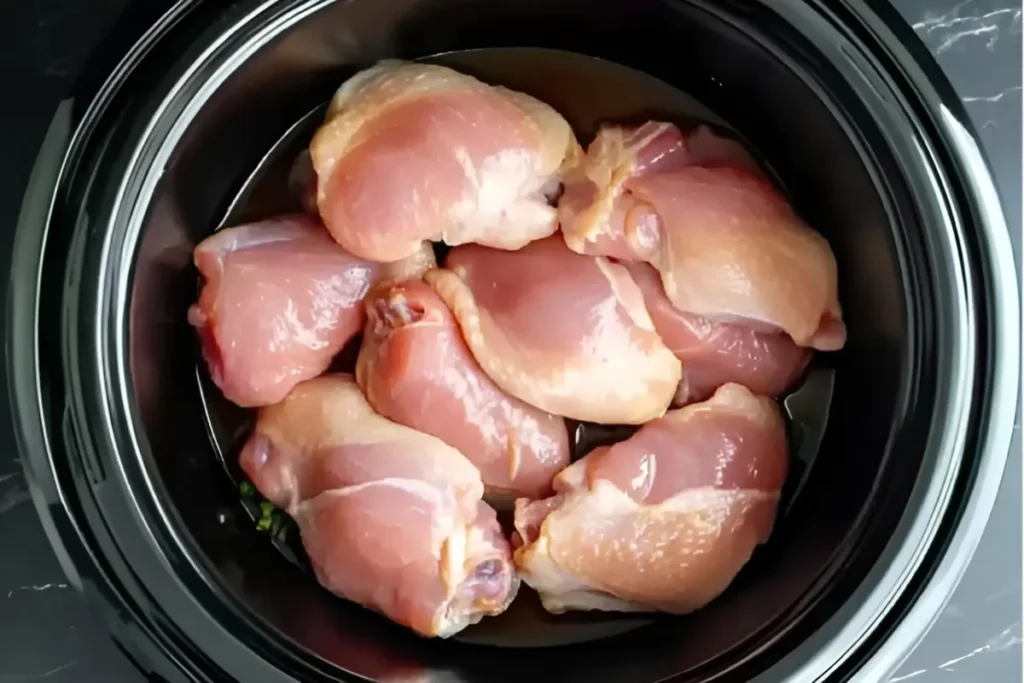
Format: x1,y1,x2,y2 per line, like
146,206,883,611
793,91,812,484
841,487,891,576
127,0,918,679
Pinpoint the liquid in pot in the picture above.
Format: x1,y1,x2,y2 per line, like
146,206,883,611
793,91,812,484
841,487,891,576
194,48,834,647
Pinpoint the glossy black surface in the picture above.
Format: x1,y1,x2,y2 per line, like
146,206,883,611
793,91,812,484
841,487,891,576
0,1,1019,683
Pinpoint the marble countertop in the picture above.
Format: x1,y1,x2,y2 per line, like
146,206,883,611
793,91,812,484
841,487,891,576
888,1,1022,677
0,0,1019,680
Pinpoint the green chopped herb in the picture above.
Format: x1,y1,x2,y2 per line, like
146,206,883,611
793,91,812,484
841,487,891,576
241,483,292,540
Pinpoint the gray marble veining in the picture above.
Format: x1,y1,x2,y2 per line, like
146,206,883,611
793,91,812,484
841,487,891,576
912,3,1020,56
889,0,1022,682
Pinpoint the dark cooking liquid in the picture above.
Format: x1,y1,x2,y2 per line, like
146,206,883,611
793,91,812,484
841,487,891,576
195,47,831,648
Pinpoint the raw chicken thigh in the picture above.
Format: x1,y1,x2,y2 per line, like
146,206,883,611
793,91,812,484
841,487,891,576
239,373,519,637
513,383,788,615
625,261,811,406
558,122,757,260
357,279,571,500
310,60,580,263
377,240,438,284
191,56,848,639
428,236,682,425
188,215,378,407
558,121,846,351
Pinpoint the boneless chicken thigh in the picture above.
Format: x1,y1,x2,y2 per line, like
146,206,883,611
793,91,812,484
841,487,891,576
513,383,788,614
377,240,438,284
188,215,378,407
428,237,682,425
310,60,580,263
357,279,571,500
558,122,746,260
239,374,519,638
624,261,811,406
558,122,846,351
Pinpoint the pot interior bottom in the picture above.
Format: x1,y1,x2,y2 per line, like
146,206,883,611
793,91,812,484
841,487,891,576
194,47,835,648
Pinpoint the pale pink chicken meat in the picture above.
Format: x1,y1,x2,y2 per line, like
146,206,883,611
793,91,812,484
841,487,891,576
357,279,571,500
558,121,846,351
513,383,788,615
239,374,519,638
310,60,580,263
624,261,811,406
558,122,759,261
188,215,378,408
428,237,682,425
376,239,438,284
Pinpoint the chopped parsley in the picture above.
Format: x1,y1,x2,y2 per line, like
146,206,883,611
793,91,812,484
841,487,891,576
240,480,291,541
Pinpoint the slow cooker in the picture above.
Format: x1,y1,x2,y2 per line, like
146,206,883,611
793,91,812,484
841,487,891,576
7,0,1019,681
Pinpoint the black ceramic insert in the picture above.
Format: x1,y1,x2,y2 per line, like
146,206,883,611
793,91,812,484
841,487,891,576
193,47,838,649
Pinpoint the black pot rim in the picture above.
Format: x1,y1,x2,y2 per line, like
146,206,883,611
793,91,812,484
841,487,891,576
7,0,1020,681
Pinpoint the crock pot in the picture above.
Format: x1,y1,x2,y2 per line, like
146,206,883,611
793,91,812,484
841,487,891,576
7,0,1020,681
